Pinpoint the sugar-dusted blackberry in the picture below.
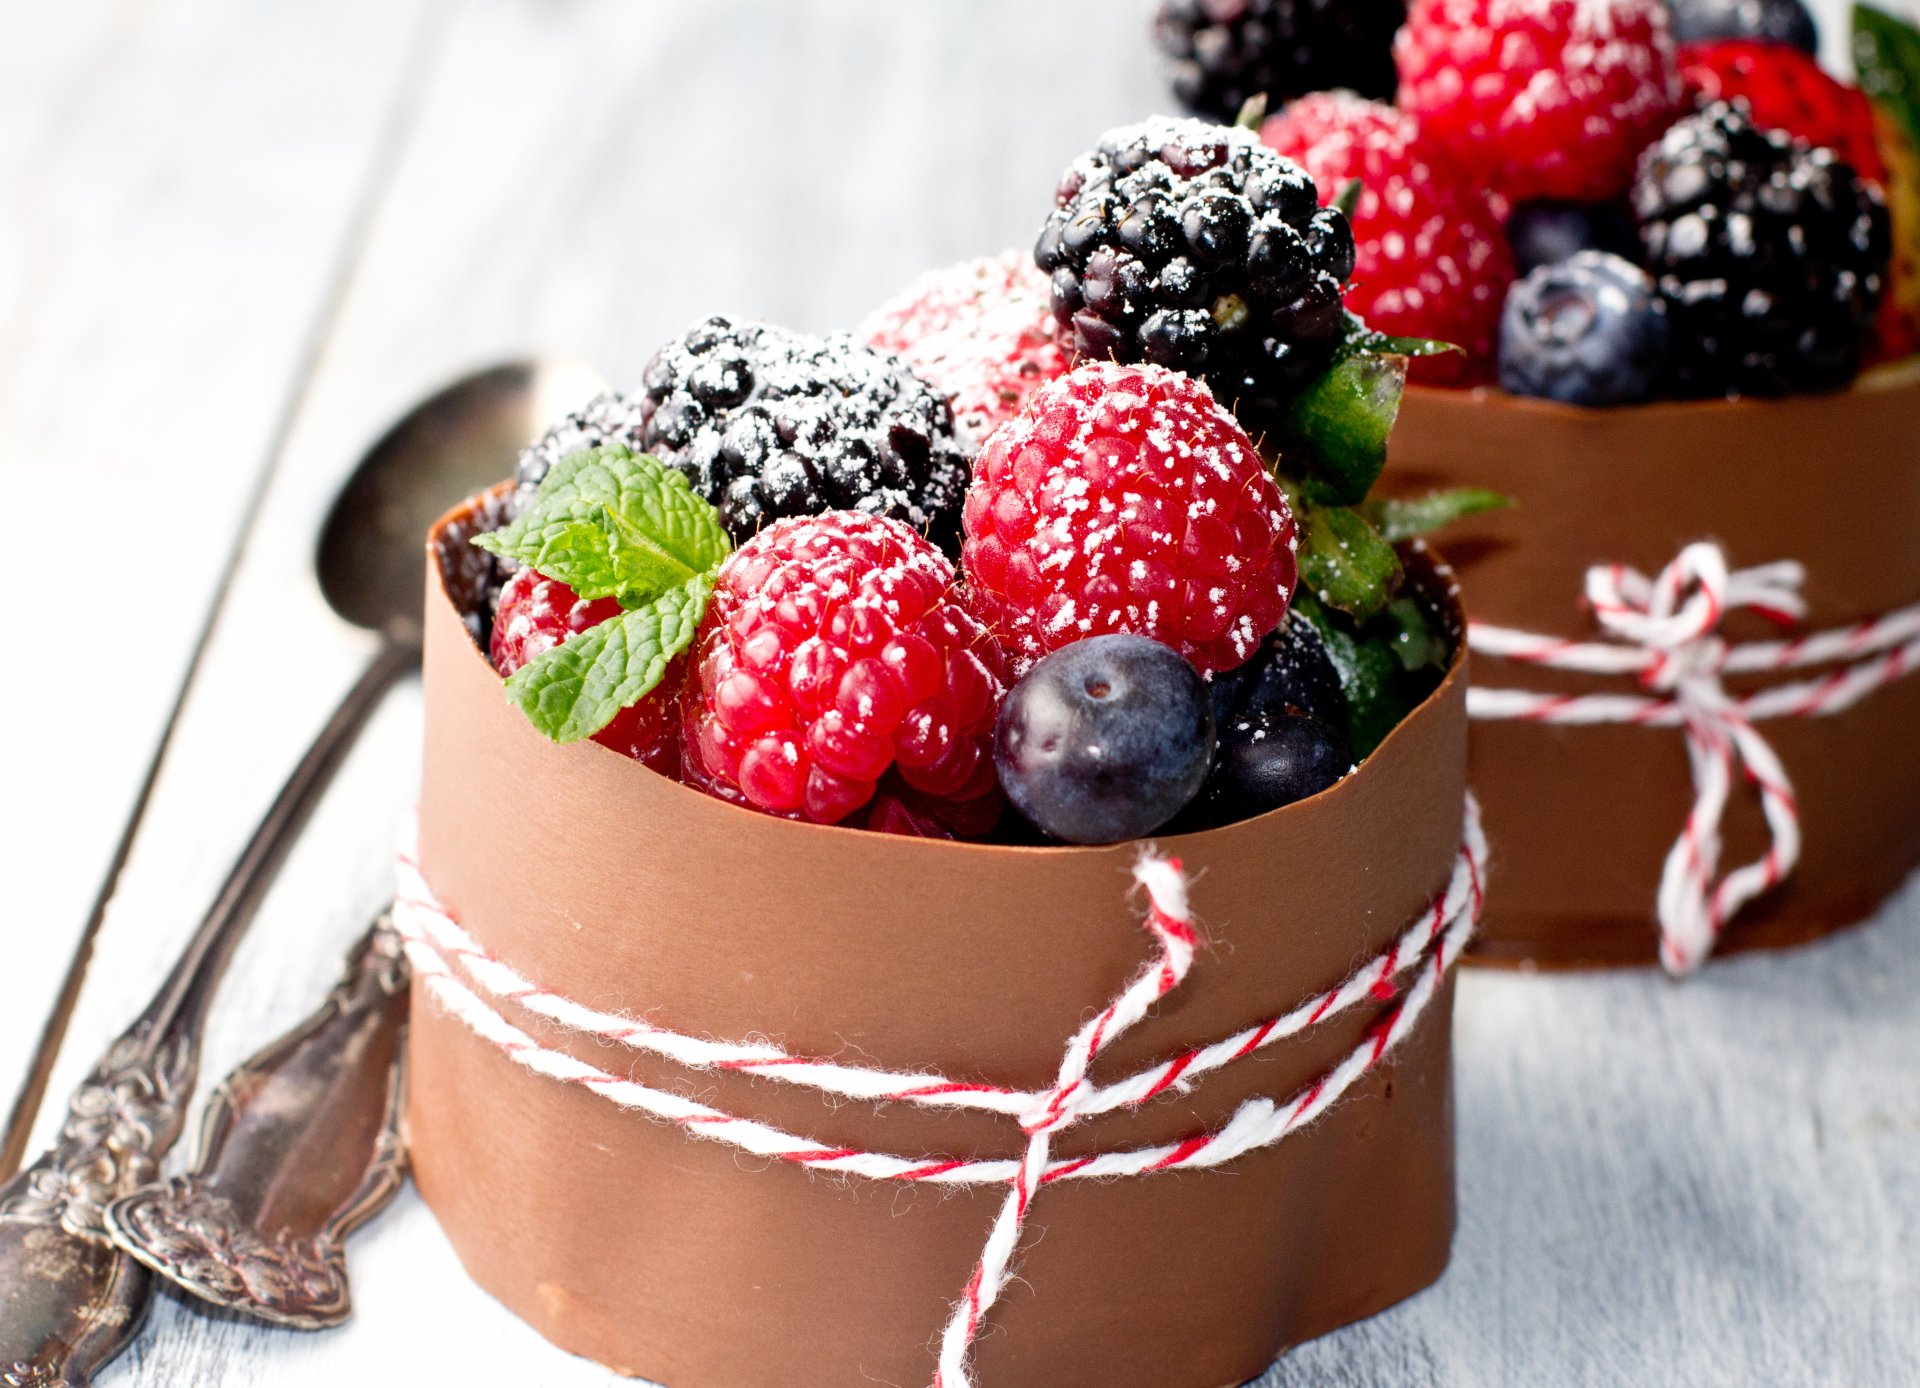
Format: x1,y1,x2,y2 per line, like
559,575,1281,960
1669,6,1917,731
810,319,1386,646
1152,0,1406,124
1633,103,1891,397
514,390,647,495
534,317,967,552
1035,117,1355,424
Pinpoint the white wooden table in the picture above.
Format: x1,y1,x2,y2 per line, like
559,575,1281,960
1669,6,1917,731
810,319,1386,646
3,1,1916,1383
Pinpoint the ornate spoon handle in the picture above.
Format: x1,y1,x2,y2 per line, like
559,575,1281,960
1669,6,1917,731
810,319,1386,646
0,644,412,1385
104,918,409,1329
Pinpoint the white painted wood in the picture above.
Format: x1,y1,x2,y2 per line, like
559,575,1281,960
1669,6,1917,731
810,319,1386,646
0,0,435,1146
7,0,1918,1383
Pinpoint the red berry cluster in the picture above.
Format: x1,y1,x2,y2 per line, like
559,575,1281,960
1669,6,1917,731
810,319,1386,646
1251,0,1916,392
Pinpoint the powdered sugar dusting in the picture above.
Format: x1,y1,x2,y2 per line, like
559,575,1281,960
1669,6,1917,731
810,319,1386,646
960,361,1297,676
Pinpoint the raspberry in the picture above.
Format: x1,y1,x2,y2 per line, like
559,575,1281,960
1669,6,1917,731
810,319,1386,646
1152,0,1407,123
1262,93,1515,384
1396,0,1686,203
860,776,1006,841
960,361,1298,677
1680,41,1889,188
858,252,1072,454
683,512,1008,825
489,567,682,775
1035,117,1356,427
1634,103,1891,396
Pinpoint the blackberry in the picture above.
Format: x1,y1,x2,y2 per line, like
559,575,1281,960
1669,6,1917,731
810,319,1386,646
1036,118,1355,425
1669,0,1818,55
1500,251,1672,406
1633,103,1890,397
515,390,648,496
1152,0,1406,124
516,318,970,551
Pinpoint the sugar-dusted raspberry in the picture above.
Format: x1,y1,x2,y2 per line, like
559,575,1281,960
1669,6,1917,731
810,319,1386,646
961,361,1298,676
683,512,1008,825
859,252,1073,454
1680,40,1889,188
1262,93,1515,384
1396,0,1686,203
489,567,682,775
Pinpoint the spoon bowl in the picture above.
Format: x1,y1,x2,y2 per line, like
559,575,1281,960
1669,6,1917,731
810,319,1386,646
317,360,607,645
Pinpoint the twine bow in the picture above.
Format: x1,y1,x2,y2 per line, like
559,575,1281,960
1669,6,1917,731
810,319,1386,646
1470,542,1920,975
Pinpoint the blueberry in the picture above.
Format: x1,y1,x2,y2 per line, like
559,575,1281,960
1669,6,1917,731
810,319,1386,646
1506,200,1639,276
1210,611,1348,734
1202,709,1353,822
1499,251,1671,407
1668,0,1818,55
994,635,1215,845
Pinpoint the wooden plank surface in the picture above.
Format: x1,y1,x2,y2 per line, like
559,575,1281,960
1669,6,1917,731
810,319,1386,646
0,0,438,1166
6,0,1918,1383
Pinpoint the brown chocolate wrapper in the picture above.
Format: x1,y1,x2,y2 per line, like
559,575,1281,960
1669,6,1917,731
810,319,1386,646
1387,362,1920,969
407,492,1472,1388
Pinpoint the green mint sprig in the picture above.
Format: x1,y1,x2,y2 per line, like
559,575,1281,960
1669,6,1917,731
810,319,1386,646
472,447,731,743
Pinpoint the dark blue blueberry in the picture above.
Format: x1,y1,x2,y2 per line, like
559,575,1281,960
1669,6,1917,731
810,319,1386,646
1202,708,1352,822
1506,200,1640,276
994,635,1215,845
1668,0,1818,55
1210,611,1348,733
1499,251,1671,407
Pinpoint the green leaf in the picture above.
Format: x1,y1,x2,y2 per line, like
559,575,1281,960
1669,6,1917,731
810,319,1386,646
1294,591,1448,757
1333,177,1364,220
503,575,711,743
473,447,731,607
1855,5,1920,157
1365,487,1514,542
1296,502,1403,623
1279,350,1408,505
1332,312,1464,364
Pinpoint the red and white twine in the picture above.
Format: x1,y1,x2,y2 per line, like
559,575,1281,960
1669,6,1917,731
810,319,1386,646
393,799,1485,1388
1468,542,1920,975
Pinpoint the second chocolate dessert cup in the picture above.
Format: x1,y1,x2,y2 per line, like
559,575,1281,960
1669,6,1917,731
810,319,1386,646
1387,362,1920,968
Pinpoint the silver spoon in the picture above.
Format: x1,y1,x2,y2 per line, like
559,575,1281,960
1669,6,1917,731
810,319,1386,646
0,359,603,1384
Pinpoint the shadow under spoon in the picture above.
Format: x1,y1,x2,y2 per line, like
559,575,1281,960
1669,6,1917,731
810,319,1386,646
0,360,604,1384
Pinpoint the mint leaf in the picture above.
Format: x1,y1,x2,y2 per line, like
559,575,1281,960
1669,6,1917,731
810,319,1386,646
1297,502,1403,623
474,448,730,606
1294,591,1448,757
1365,487,1513,542
1280,349,1408,506
1856,5,1920,157
503,575,710,743
1333,312,1463,364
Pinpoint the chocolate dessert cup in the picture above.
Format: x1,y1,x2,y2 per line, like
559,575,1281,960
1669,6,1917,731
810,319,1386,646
1387,362,1920,968
405,490,1475,1388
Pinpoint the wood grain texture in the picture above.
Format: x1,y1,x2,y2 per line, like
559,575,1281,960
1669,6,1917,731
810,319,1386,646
0,0,437,1166
5,0,1917,1383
